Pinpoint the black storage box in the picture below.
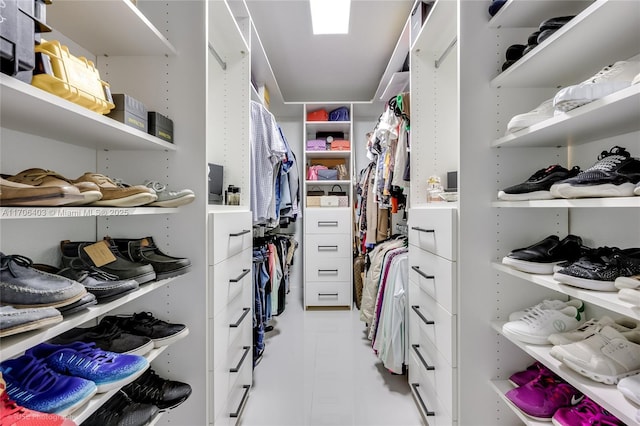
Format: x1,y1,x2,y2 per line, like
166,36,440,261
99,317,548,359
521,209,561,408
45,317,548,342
148,111,174,143
1,0,36,82
108,93,148,132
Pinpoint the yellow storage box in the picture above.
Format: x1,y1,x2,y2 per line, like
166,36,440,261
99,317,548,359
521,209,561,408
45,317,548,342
32,40,115,114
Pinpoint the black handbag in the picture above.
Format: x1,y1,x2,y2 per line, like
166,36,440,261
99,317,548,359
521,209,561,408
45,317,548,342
329,185,346,196
307,186,325,196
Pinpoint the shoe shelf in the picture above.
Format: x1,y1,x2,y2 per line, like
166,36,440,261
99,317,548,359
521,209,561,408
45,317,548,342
0,206,179,220
0,277,179,362
491,321,639,425
490,0,640,89
491,85,640,148
68,345,168,425
488,0,593,29
0,75,177,152
492,263,640,322
489,380,548,426
46,0,176,57
492,196,640,209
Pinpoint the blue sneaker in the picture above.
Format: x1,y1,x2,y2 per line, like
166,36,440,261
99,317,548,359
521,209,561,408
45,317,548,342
27,342,149,393
0,355,97,415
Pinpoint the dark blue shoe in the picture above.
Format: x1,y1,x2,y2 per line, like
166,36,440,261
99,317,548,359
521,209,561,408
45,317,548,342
0,354,97,415
26,342,149,393
488,0,506,17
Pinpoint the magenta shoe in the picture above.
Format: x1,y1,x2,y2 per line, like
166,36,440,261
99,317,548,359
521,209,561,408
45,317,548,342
506,372,584,421
509,361,558,387
552,397,625,426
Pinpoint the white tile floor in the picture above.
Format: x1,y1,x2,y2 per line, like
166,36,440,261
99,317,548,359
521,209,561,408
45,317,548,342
240,287,424,426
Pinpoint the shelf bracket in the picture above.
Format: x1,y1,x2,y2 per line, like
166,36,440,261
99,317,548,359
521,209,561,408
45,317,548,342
434,37,457,69
208,42,227,71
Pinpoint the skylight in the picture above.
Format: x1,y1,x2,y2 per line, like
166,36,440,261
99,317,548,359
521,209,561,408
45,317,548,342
310,0,351,35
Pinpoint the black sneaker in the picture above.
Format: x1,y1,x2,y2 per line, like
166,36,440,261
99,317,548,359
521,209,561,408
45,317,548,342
502,234,584,274
48,321,154,356
553,247,640,291
60,239,156,284
56,258,139,303
121,368,192,411
550,146,640,199
101,312,189,347
82,390,158,426
109,236,191,280
498,165,581,201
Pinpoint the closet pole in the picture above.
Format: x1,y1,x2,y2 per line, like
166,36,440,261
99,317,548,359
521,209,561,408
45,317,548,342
434,37,457,69
208,42,227,70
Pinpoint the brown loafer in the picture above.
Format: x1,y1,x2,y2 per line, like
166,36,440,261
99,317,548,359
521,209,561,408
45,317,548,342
73,173,157,207
5,168,97,206
0,177,82,206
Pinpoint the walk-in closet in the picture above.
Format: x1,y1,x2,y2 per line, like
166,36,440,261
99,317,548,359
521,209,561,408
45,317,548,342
1,1,638,425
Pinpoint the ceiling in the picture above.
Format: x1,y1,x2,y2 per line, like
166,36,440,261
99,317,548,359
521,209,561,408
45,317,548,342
246,0,414,110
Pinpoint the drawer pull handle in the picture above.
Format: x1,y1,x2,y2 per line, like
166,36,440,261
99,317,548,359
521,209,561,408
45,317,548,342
318,221,339,227
230,346,251,373
230,269,251,283
229,385,251,418
411,305,435,325
411,266,435,280
318,269,338,274
229,229,251,237
318,292,339,297
411,226,435,233
411,383,435,416
411,344,435,371
229,307,250,328
318,245,338,251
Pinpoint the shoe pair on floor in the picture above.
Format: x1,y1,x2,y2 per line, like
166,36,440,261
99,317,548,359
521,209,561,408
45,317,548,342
501,234,640,292
498,146,640,200
506,361,625,424
0,168,194,208
506,60,640,133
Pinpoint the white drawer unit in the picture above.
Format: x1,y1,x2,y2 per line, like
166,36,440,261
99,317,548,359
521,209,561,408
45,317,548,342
408,206,457,261
409,350,456,426
304,207,352,308
409,248,457,314
208,210,253,266
207,209,252,426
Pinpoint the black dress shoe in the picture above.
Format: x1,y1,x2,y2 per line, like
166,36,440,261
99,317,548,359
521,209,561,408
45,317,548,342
110,236,191,280
502,234,584,275
60,239,156,284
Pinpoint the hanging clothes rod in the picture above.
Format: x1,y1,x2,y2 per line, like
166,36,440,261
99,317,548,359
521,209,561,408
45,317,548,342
208,42,227,71
434,37,457,69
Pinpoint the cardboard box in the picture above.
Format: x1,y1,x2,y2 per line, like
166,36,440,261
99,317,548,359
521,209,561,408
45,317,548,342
148,111,174,143
108,93,148,132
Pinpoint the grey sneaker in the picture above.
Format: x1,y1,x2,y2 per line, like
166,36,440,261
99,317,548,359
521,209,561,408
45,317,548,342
0,253,87,309
144,181,195,208
0,305,63,337
60,240,156,284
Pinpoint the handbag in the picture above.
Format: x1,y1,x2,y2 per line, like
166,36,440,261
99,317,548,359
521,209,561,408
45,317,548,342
306,139,327,151
307,186,325,196
328,185,346,196
329,106,349,121
307,109,328,121
317,169,338,180
330,140,350,151
336,164,348,180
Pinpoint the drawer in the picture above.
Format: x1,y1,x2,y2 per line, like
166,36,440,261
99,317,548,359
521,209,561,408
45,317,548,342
409,281,457,366
213,342,252,422
305,234,352,258
305,257,351,282
226,376,251,424
409,351,455,426
409,248,457,314
209,248,252,316
408,207,457,261
208,210,252,265
305,281,351,307
210,294,252,371
304,207,351,234
410,332,456,417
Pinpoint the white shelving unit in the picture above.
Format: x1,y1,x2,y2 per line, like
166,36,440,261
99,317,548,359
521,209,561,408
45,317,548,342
407,0,640,424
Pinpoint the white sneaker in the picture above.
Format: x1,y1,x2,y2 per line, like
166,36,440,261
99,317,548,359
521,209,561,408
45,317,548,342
548,316,640,346
616,275,640,290
619,288,640,307
502,305,585,345
618,374,640,405
508,298,584,321
635,182,640,196
506,98,554,133
144,181,195,208
553,61,640,112
633,72,640,86
553,326,640,384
